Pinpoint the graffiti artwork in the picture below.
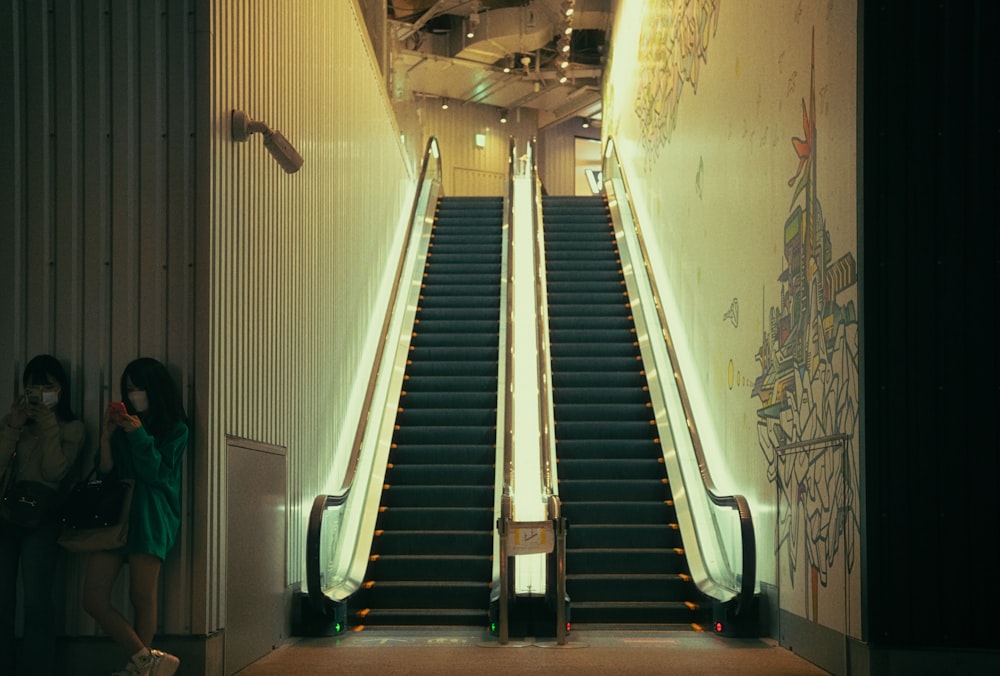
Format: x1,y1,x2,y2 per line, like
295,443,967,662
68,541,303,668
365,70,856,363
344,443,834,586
752,31,860,619
634,0,722,165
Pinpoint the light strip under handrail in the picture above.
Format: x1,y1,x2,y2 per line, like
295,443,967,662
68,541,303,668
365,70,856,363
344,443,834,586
495,136,518,644
604,137,756,615
500,135,516,523
306,137,442,613
529,138,559,519
341,136,443,492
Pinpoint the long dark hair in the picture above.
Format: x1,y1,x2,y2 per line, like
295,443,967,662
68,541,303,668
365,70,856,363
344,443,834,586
120,357,186,437
22,354,77,422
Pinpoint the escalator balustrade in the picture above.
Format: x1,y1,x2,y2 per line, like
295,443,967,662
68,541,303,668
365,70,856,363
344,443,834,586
543,194,709,628
351,196,503,627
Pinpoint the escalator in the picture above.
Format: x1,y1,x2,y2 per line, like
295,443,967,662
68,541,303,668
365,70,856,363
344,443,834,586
350,196,503,627
543,194,710,628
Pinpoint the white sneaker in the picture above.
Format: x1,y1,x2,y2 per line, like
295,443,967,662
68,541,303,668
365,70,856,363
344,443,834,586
130,648,180,676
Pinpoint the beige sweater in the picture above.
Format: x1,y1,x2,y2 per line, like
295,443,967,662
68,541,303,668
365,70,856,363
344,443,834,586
1,413,87,489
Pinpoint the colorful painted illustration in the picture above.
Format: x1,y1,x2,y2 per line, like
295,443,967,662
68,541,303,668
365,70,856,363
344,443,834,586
752,31,860,617
634,0,722,164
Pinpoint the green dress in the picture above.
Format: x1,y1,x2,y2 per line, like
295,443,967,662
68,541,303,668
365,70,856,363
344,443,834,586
107,421,187,560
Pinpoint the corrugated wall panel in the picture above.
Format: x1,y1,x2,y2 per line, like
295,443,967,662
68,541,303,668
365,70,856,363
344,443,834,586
205,0,413,632
414,102,538,195
3,0,198,636
536,116,602,197
4,0,415,644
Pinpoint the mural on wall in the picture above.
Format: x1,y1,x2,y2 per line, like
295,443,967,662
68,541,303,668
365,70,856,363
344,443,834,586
752,32,860,620
635,0,722,166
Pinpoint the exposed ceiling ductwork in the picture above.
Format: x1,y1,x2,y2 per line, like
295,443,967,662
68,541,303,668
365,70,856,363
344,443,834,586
388,0,610,128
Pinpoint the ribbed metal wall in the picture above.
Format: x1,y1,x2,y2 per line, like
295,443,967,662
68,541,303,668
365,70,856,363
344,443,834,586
2,0,412,641
415,102,538,195
537,116,602,196
2,0,198,636
205,0,412,633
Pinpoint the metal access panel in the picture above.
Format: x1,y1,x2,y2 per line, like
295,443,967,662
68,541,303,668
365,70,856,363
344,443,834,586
225,436,288,675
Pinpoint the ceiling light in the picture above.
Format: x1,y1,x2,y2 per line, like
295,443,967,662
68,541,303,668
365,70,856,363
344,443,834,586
582,118,589,128
441,98,449,110
560,59,570,69
500,109,508,124
559,74,568,84
564,26,573,35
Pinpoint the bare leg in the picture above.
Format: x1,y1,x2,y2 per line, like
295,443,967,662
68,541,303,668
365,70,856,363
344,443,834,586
82,551,145,656
128,553,162,648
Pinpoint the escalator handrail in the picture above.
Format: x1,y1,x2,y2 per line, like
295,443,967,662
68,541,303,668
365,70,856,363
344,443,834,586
529,137,560,519
305,493,346,612
500,136,516,522
341,135,442,493
306,137,442,613
603,136,756,612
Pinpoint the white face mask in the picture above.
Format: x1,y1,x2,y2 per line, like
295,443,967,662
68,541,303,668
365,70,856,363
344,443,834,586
41,390,60,408
128,391,149,413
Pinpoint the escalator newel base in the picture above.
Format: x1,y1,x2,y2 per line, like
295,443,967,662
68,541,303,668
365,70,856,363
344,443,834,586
712,596,760,638
292,591,348,637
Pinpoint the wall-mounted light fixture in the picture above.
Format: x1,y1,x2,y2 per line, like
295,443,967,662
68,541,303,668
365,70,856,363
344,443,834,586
232,110,303,174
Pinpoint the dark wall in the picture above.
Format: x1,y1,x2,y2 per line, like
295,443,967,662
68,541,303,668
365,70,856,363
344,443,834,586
862,0,999,650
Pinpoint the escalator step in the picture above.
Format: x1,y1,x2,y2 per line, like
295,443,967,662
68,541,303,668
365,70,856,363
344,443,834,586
385,463,495,486
376,508,494,532
557,458,664,480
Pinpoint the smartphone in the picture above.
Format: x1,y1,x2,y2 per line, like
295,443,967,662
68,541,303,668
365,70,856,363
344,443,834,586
108,401,128,416
25,386,42,406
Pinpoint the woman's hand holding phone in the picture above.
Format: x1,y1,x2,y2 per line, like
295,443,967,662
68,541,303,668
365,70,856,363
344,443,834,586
7,396,29,429
106,401,141,433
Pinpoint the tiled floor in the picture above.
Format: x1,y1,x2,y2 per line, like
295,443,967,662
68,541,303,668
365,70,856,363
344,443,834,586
234,626,831,675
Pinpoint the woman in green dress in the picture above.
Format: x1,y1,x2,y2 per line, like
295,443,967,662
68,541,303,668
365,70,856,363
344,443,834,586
82,358,187,676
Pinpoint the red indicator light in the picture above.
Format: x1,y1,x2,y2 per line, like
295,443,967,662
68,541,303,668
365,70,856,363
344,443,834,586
715,621,723,633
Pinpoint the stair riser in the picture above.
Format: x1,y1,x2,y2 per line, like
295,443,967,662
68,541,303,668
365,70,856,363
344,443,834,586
558,481,669,503
569,605,703,625
557,460,665,480
380,485,494,509
567,550,688,574
567,527,682,549
562,503,676,524
568,577,695,602
386,465,495,486
357,585,491,609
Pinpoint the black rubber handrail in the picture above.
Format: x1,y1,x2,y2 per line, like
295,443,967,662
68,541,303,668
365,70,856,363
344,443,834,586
305,494,347,613
604,137,756,615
